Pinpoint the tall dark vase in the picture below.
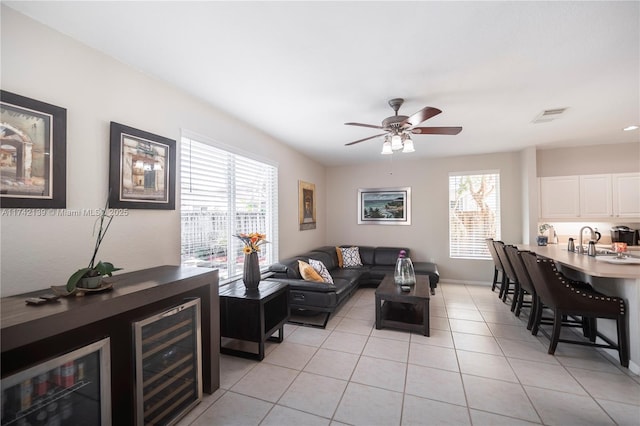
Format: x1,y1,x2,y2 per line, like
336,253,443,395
243,251,261,292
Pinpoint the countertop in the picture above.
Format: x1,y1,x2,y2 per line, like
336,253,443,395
517,244,640,280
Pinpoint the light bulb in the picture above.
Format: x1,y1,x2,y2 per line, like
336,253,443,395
391,134,403,150
402,138,415,153
381,141,393,155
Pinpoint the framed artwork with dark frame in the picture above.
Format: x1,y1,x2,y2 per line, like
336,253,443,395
357,187,411,225
0,90,67,208
109,122,176,210
299,180,316,231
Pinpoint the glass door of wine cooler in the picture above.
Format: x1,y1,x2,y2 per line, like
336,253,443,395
133,298,202,426
1,337,111,426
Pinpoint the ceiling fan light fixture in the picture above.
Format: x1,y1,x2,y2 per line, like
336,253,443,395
402,138,415,153
391,134,403,150
381,140,393,155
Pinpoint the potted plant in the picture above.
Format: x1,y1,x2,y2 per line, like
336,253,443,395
537,224,551,246
66,199,121,292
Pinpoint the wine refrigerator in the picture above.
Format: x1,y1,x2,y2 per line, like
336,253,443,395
1,337,111,425
133,298,202,425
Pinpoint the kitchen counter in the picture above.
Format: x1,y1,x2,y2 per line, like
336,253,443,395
518,244,640,375
517,244,640,279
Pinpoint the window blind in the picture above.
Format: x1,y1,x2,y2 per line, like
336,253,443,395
180,136,278,282
449,172,501,259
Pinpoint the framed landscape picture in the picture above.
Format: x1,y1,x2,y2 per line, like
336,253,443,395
109,122,176,210
0,90,67,208
299,180,316,230
358,187,411,225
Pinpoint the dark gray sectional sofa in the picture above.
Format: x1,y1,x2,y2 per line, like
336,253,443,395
267,245,439,327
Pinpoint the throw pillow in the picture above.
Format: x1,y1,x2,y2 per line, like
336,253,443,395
335,246,344,268
340,246,363,267
309,258,334,284
298,260,324,282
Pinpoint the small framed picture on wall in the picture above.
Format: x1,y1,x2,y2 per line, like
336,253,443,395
0,90,67,208
109,122,176,209
299,180,316,230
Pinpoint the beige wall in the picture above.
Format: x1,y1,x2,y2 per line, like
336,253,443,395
0,7,325,296
537,142,640,177
326,152,523,284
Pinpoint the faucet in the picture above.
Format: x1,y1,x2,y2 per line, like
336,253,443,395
577,226,595,254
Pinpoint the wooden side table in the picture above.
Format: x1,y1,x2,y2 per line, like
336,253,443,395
219,280,290,360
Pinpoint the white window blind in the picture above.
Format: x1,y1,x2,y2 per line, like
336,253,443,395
449,171,501,259
180,136,278,282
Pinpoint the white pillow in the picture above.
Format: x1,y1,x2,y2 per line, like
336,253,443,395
340,246,362,267
309,258,334,284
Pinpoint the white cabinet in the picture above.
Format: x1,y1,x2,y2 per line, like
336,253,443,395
612,173,640,218
539,176,580,218
539,173,640,220
580,174,612,218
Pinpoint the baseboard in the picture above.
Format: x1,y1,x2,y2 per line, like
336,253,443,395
438,278,492,286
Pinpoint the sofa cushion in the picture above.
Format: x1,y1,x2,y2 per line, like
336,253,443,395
298,260,324,282
375,247,410,266
357,246,376,265
336,246,344,267
309,258,334,284
340,246,363,267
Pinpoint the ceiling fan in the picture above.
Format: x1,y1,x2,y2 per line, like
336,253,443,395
344,98,462,154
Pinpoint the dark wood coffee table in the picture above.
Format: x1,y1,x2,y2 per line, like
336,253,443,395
375,274,430,336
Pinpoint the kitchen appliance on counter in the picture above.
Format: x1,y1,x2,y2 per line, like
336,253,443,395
611,226,639,246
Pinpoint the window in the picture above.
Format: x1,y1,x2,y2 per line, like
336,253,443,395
449,171,501,259
180,134,278,283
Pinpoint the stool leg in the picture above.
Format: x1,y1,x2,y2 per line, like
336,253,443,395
548,309,563,355
532,298,545,336
526,293,537,330
617,315,629,368
491,268,498,291
511,282,520,313
498,274,507,300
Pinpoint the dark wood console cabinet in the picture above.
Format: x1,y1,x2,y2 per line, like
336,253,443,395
1,265,219,425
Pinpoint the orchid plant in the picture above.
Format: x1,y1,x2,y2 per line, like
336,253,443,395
66,199,122,292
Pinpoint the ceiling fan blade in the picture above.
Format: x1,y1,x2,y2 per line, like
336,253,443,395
345,133,387,146
344,122,385,130
402,107,442,126
411,126,463,135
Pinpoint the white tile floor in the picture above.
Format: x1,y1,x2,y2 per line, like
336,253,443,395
178,283,640,426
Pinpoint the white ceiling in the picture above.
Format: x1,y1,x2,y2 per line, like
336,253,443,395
5,1,639,167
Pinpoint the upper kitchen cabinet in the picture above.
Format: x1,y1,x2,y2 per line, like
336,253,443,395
580,174,612,217
539,173,640,220
539,176,580,218
612,173,640,218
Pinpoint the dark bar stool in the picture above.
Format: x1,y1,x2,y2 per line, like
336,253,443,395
493,240,518,307
521,252,629,368
504,245,535,327
485,238,504,293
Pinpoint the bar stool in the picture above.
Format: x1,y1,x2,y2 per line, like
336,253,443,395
485,238,504,293
493,240,518,307
521,251,629,368
504,245,535,328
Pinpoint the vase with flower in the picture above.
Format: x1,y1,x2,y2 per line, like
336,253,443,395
234,233,269,291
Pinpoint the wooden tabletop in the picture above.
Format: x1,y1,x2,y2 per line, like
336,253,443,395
376,274,431,300
517,245,640,280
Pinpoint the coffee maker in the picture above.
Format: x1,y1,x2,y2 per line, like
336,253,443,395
611,226,639,246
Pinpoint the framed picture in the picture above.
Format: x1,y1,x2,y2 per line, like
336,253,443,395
109,122,176,210
299,180,316,230
0,90,67,208
358,187,411,225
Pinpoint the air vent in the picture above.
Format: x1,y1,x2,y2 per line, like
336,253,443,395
532,107,568,123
